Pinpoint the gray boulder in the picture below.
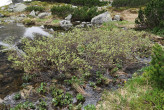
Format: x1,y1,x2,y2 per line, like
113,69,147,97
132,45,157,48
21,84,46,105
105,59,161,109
38,12,50,18
29,10,36,17
114,15,120,21
65,14,72,21
91,12,112,25
60,20,73,30
13,3,27,12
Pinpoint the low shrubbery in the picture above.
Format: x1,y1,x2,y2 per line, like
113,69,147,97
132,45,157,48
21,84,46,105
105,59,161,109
112,0,149,7
51,5,105,21
25,6,45,12
71,0,108,7
72,6,105,21
135,0,164,34
51,5,74,18
39,0,108,7
7,27,151,78
143,44,164,89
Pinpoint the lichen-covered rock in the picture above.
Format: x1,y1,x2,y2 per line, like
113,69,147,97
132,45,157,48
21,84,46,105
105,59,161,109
91,12,112,25
13,3,27,12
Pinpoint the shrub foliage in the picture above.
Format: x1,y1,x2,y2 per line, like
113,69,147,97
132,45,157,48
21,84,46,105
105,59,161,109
112,0,149,7
144,44,164,89
51,5,105,21
135,0,164,28
25,6,45,12
8,28,151,77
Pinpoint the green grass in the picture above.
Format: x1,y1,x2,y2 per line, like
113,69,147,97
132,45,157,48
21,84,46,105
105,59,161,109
97,74,164,110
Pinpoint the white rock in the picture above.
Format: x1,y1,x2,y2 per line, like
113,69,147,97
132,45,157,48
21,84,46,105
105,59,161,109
65,14,72,21
114,15,120,21
91,12,112,25
29,10,36,17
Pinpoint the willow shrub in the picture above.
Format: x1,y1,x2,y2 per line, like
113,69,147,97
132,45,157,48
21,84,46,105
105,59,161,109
8,28,151,76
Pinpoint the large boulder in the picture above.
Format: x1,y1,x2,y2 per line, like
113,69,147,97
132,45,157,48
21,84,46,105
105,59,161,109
60,20,73,30
12,3,27,12
91,12,112,25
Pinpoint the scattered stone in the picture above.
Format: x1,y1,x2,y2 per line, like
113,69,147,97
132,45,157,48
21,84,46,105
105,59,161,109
114,15,120,21
91,11,112,25
65,14,72,21
29,10,36,17
13,3,27,12
60,20,73,30
38,12,49,18
19,14,26,17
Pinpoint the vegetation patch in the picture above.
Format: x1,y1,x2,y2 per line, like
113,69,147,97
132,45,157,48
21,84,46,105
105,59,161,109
25,6,45,12
112,0,150,7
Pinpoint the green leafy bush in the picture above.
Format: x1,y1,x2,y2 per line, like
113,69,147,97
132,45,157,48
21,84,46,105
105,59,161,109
8,28,151,78
112,0,149,7
71,0,108,7
135,0,164,28
51,5,74,18
25,6,45,12
144,44,164,89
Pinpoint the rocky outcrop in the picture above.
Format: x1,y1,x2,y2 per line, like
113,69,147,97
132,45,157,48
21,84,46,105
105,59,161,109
8,3,27,12
91,12,112,25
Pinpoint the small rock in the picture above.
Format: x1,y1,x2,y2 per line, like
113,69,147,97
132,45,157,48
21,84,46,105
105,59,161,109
38,12,49,18
19,14,26,17
91,11,112,25
65,14,72,21
29,10,36,17
60,20,73,30
114,15,120,21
